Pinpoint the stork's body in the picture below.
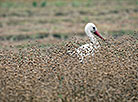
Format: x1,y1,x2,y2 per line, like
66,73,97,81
76,42,100,62
74,23,105,63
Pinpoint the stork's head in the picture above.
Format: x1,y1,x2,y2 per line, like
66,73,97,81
85,23,105,41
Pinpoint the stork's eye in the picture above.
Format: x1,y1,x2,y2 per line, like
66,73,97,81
93,27,95,30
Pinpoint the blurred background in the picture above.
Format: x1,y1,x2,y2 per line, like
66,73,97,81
0,0,137,49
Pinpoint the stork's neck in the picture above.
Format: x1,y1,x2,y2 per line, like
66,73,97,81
89,35,97,43
86,30,97,43
86,31,100,48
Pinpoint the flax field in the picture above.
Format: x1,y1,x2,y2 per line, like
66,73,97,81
0,0,138,102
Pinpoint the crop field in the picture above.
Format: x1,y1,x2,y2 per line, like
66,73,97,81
0,0,138,102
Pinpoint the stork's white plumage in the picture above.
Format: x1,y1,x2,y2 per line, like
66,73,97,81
69,23,105,63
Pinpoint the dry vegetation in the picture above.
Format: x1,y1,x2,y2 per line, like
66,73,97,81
0,0,138,102
0,35,137,102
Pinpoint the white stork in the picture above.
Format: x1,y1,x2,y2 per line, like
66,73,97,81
68,23,105,63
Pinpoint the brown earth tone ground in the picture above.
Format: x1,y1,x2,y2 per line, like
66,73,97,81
0,0,138,102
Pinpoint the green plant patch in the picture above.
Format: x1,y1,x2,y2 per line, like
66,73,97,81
41,1,47,7
32,1,37,7
72,1,81,7
55,1,66,7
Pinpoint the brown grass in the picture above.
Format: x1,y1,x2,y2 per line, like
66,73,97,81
0,0,137,101
0,35,137,102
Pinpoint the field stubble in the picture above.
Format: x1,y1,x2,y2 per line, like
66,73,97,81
0,35,137,102
0,0,138,101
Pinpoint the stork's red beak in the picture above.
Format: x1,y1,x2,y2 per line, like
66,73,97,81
94,31,105,41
